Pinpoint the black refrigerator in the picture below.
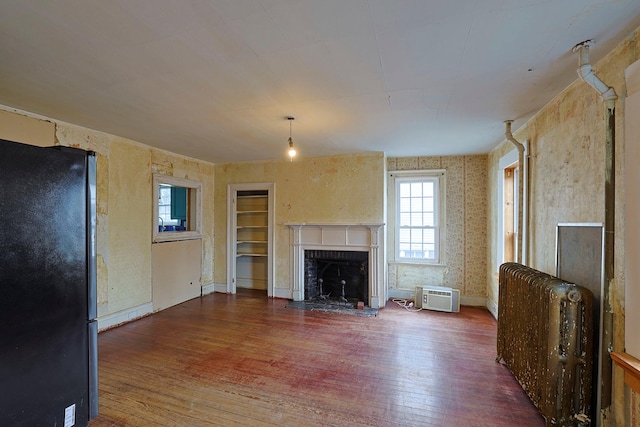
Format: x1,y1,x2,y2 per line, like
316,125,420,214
0,138,98,426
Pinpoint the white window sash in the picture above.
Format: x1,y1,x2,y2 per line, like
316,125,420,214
388,170,445,264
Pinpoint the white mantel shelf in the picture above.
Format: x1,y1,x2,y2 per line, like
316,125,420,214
287,223,386,308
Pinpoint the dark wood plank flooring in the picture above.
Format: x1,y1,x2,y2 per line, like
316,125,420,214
89,289,545,426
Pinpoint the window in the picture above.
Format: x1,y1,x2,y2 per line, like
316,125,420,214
153,175,202,243
497,147,527,267
503,164,519,263
158,185,184,228
389,170,445,263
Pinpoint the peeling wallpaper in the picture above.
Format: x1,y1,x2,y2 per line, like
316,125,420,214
213,153,385,292
103,141,152,314
487,27,640,427
0,107,216,321
2,24,638,425
387,155,488,305
59,125,216,318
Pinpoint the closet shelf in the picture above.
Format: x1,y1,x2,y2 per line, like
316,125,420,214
235,192,269,290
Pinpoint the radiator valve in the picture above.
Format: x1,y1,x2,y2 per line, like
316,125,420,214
568,288,582,303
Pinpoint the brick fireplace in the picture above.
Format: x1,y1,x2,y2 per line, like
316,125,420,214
288,223,385,308
305,249,369,303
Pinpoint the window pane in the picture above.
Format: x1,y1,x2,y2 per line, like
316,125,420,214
410,196,422,212
399,212,411,227
423,212,434,226
424,197,434,212
410,212,421,226
423,228,435,243
400,197,411,212
158,185,180,226
423,182,434,197
410,182,422,197
399,183,411,197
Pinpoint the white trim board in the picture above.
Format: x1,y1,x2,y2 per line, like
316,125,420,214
97,302,153,332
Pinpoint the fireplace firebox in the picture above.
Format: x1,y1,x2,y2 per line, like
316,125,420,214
304,250,368,305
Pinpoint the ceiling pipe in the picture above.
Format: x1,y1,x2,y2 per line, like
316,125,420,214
572,39,617,422
572,40,617,105
504,120,526,265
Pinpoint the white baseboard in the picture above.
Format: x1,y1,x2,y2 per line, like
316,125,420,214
460,295,486,307
97,302,153,332
387,289,415,300
272,287,291,300
213,282,229,294
201,283,215,295
486,299,498,319
388,288,487,309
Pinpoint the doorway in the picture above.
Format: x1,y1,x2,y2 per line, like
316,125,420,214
227,183,275,296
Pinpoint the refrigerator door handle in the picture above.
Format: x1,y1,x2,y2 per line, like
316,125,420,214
88,320,99,419
87,152,98,321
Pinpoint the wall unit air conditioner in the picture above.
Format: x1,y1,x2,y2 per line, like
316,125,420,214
415,286,460,313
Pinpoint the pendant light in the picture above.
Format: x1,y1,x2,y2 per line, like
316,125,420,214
286,116,297,161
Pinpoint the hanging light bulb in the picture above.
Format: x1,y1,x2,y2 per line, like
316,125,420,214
287,117,296,160
288,137,296,159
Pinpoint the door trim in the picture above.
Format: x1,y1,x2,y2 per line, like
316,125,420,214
227,182,275,296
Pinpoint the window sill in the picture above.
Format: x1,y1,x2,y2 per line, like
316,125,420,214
611,352,640,394
153,231,202,243
390,260,448,267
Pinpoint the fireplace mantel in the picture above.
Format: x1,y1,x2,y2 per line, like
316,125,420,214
287,223,385,308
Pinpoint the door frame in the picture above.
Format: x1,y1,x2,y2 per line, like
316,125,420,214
227,182,275,296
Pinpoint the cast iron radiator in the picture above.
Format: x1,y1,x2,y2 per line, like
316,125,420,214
497,262,594,426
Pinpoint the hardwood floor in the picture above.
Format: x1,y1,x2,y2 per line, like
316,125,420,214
89,289,545,426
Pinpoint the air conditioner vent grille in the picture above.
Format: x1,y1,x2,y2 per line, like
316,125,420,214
427,290,450,297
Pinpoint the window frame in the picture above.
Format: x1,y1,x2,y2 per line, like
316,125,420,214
152,174,202,243
388,169,446,264
497,148,523,268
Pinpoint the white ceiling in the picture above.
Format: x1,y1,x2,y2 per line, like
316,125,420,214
1,1,639,163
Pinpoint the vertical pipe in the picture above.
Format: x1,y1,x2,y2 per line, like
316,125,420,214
601,101,615,414
504,120,526,264
573,40,617,425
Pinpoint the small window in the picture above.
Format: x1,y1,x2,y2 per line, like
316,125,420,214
158,185,185,228
503,164,519,263
389,170,445,263
153,175,202,242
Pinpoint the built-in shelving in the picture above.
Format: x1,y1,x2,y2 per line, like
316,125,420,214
235,191,269,289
